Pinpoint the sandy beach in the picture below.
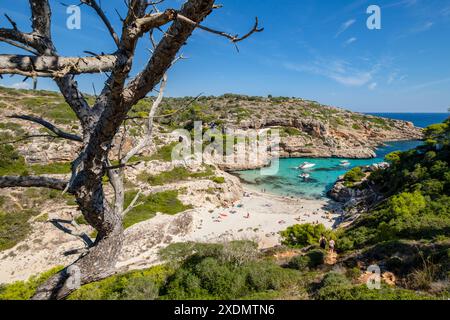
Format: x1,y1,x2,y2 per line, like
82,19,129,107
180,187,343,249
0,187,343,283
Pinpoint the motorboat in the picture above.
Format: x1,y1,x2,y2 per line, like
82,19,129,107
339,160,351,167
299,173,310,181
298,162,316,170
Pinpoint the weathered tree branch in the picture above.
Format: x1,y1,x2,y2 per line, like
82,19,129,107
121,74,167,164
124,0,215,107
9,114,82,142
176,15,263,43
0,176,68,190
29,0,51,38
81,0,120,47
0,54,117,77
0,36,38,55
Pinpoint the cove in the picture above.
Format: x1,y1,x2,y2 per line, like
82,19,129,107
234,140,423,200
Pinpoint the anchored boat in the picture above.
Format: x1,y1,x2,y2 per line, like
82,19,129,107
339,160,351,167
298,162,316,170
299,173,310,181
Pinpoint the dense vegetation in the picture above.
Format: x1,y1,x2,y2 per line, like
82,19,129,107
1,240,437,300
279,118,450,297
339,118,450,251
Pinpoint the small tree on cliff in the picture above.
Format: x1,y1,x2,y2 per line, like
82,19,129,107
0,0,261,299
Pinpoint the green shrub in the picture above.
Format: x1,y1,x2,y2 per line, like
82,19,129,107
0,266,63,300
0,145,26,175
315,272,434,300
288,255,310,270
288,250,325,270
121,277,159,300
68,265,172,300
211,176,225,184
29,162,71,175
280,223,334,248
159,241,259,267
0,209,37,251
137,166,215,186
123,190,192,229
306,249,325,267
343,167,365,187
146,142,179,162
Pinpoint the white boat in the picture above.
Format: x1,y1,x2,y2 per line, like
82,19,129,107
339,160,351,167
298,162,316,170
299,173,310,180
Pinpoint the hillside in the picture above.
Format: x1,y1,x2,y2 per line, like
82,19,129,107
0,86,434,300
0,87,422,168
43,118,447,301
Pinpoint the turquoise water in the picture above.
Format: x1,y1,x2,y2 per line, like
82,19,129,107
235,113,448,199
234,140,423,199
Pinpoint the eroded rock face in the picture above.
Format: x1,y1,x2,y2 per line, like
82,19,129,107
327,162,390,226
214,115,422,171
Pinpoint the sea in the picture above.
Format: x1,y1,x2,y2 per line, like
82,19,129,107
235,113,449,200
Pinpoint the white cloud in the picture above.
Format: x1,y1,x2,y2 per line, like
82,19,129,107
412,21,434,33
384,0,418,9
335,19,356,38
7,82,31,90
442,7,450,16
343,37,357,46
387,72,407,85
368,82,378,90
284,58,380,88
407,77,450,91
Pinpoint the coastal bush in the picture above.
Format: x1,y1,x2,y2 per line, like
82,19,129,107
29,162,72,175
159,241,259,267
144,141,179,162
0,209,37,251
288,250,325,270
211,176,225,184
162,256,301,300
343,167,365,187
137,165,216,186
288,255,310,270
122,190,192,229
316,279,433,300
0,144,71,175
68,265,172,300
121,277,160,300
0,145,26,175
157,241,303,299
0,266,63,300
313,271,435,300
280,223,335,248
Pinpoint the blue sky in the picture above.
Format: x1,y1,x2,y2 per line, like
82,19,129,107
1,0,450,112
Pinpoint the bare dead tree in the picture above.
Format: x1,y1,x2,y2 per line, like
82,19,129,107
0,0,261,299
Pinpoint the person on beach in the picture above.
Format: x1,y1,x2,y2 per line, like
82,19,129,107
319,234,327,250
329,239,335,253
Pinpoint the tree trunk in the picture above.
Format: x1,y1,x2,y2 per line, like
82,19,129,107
32,202,123,300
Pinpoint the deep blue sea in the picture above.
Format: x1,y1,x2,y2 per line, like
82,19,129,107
368,113,449,128
236,113,449,199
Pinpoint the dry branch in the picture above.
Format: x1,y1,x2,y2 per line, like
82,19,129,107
9,114,82,142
